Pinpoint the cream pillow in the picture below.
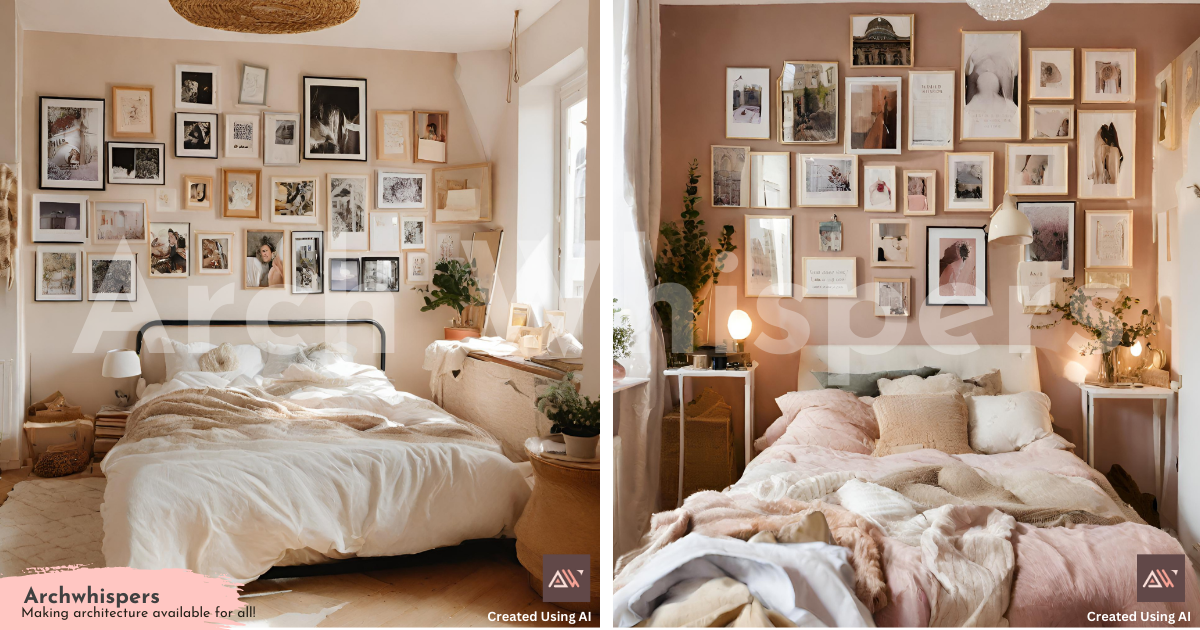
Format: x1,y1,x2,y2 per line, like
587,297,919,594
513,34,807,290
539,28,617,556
878,371,1001,397
872,393,973,457
163,339,216,380
967,391,1054,454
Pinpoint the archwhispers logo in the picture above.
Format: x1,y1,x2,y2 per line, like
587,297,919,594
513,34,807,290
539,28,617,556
1137,554,1185,603
542,554,590,603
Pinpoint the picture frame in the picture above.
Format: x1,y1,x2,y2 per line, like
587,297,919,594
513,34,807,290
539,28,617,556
749,152,790,209
850,15,913,67
32,194,87,243
743,215,793,298
92,200,147,244
507,302,534,340
303,76,368,161
1018,201,1075,278
244,229,287,289
361,257,401,292
155,188,178,212
777,61,838,144
35,246,83,301
270,176,319,224
175,64,218,111
194,231,234,275
874,277,911,317
818,218,842,252
845,76,902,155
1028,48,1074,101
797,153,858,207
431,229,461,262
801,257,856,298
1084,269,1131,292
432,163,492,223
87,253,137,302
222,168,261,219
398,214,426,251
413,110,449,164
147,222,190,278
902,170,936,216
1081,48,1137,104
263,112,302,165
376,110,413,162
926,226,988,306
711,145,750,207
110,86,154,138
330,258,361,292
183,175,214,211
377,170,427,209
726,67,770,140
175,112,218,159
106,141,165,186
944,152,993,212
238,64,268,106
405,251,432,285
1085,209,1134,268
328,174,370,251
1157,61,1178,150
1005,143,1069,196
862,164,897,212
545,310,567,336
291,230,325,294
224,114,260,159
961,31,1022,141
907,70,955,151
1077,110,1136,200
1028,104,1075,140
39,96,105,191
370,212,402,252
869,218,912,267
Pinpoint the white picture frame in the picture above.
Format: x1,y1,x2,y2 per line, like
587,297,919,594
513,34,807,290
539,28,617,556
797,153,858,207
398,214,426,251
711,145,750,208
406,251,431,285
1005,143,1069,196
726,67,771,140
944,152,994,212
749,152,791,209
961,31,1022,141
431,229,461,262
1077,110,1136,200
223,114,260,159
907,70,955,151
869,219,912,267
238,64,268,106
777,61,838,144
262,112,302,166
32,194,87,243
87,252,137,302
377,170,427,209
35,246,83,301
862,164,897,212
175,64,219,111
1028,48,1074,101
1081,48,1137,104
926,226,988,306
845,76,902,155
39,97,105,190
270,176,319,224
743,215,793,298
801,257,857,298
1085,209,1134,268
370,212,402,252
328,174,370,251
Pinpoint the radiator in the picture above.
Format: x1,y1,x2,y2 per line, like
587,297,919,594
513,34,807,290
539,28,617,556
0,359,12,450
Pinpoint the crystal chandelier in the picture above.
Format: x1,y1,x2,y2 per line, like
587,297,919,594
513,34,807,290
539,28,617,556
966,0,1051,21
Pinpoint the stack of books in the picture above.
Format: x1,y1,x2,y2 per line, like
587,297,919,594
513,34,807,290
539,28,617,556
94,405,131,461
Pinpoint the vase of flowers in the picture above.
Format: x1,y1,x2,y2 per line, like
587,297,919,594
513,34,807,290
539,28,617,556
613,298,633,382
536,374,601,459
1032,279,1158,384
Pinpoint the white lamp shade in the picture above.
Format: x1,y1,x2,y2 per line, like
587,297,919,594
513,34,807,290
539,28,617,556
102,349,142,378
988,193,1033,246
727,309,753,341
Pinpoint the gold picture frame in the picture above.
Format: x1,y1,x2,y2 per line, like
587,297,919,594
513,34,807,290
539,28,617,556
960,31,1022,141
376,110,413,162
195,231,235,275
850,14,914,68
1028,104,1075,140
183,175,214,211
1081,48,1137,104
222,169,262,219
111,85,155,138
776,61,839,144
432,163,492,223
1005,143,1069,196
1028,48,1074,101
244,229,287,289
874,277,911,317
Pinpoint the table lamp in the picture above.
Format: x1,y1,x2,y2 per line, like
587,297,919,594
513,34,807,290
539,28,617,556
102,349,141,406
728,309,752,353
987,192,1033,246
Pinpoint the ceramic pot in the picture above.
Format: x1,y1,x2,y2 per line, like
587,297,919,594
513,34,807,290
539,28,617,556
613,360,627,383
563,434,599,459
445,327,481,341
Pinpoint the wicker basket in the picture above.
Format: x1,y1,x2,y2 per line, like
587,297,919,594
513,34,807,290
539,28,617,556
660,388,735,504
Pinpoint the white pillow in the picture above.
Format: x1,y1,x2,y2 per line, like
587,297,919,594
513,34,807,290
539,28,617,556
307,341,358,366
163,339,216,380
967,391,1054,454
229,344,265,378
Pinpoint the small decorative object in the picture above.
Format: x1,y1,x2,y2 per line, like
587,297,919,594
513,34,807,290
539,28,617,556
536,373,600,459
748,152,790,208
175,64,218,111
1028,49,1074,101
903,170,936,216
370,212,401,252
102,349,141,406
1019,201,1074,277
863,164,897,211
507,302,533,340
270,176,318,223
406,251,431,284
743,214,793,297
377,170,426,209
35,246,82,301
111,86,154,138
874,277,910,317
291,230,324,294
183,175,214,211
328,174,369,250
32,194,87,243
850,15,913,67
155,188,178,212
778,61,838,143
614,298,633,382
945,152,993,212
1028,105,1075,139
92,200,147,243
263,112,302,165
1082,49,1136,104
432,163,491,222
417,258,485,333
169,0,360,34
1157,62,1177,150
304,76,367,161
726,67,770,140
330,258,360,291
818,216,842,252
238,64,268,106
967,0,1049,21
107,142,165,186
926,226,988,306
802,257,856,298
691,354,709,369
223,114,260,159
88,253,137,301
961,32,1022,141
360,256,399,292
712,355,728,370
1077,110,1136,200
376,111,413,162
431,229,461,261
545,310,567,336
175,112,218,158
907,70,954,151
397,214,425,251
1032,278,1158,385
1085,209,1134,268
1005,143,1068,196
711,145,750,207
797,153,858,207
245,229,286,289
195,231,233,275
845,77,902,155
222,168,261,219
40,96,105,190
413,110,448,164
147,222,189,278
870,219,912,267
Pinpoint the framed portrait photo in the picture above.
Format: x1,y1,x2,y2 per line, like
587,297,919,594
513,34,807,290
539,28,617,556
961,31,1022,141
270,176,319,224
1028,48,1074,101
1018,201,1075,278
432,163,491,223
370,212,402,252
330,258,360,292
1028,104,1074,140
40,96,105,190
1005,143,1069,196
801,257,856,298
194,231,234,275
263,112,301,165
850,15,913,67
414,110,448,164
845,76,902,155
405,251,432,285
35,246,83,301
926,226,988,306
291,230,325,294
32,194,87,243
238,64,268,106
797,153,858,207
175,64,218,111
870,218,912,267
778,61,838,143
110,86,154,138
726,67,770,140
376,110,413,162
175,112,218,159
87,253,137,302
1078,110,1136,199
245,229,286,289
1085,209,1134,268
377,170,426,209
398,214,425,251
147,221,190,278
222,168,261,219
874,277,910,317
944,152,993,212
903,170,936,216
1082,48,1136,104
907,70,954,151
107,141,165,186
361,257,401,292
749,152,790,209
863,164,897,212
91,200,147,244
224,114,260,159
743,215,793,298
711,145,750,207
303,76,367,161
183,175,214,211
328,174,370,251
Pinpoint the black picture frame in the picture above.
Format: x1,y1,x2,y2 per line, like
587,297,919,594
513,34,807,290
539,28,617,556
925,225,988,306
360,256,400,292
302,76,368,162
39,96,106,191
174,112,219,159
330,257,361,292
106,141,166,186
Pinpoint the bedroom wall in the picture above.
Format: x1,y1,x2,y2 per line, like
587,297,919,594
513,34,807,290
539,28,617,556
659,3,1200,497
0,0,22,468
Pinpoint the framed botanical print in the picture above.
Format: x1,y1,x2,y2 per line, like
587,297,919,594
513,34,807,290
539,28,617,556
961,31,1022,141
238,64,268,106
1028,105,1074,139
1005,143,1069,196
431,229,461,261
1157,61,1178,150
370,212,402,252
175,64,218,111
797,153,858,207
195,231,234,275
87,253,137,301
869,219,912,267
749,152,790,209
726,67,770,140
263,112,302,165
245,229,286,289
377,170,426,209
1018,201,1075,278
406,251,432,284
270,176,318,224
147,222,189,278
35,246,83,301
92,200,147,244
222,168,261,219
414,110,448,164
1077,110,1135,200
183,175,214,211
711,145,750,207
1081,49,1136,104
40,96,105,190
944,152,993,212
362,257,401,292
926,226,988,306
850,15,913,67
224,114,260,159
330,258,360,291
110,86,154,138
399,214,426,251
874,277,910,317
291,230,325,294
845,76,902,155
1085,209,1133,268
777,61,838,143
1028,48,1074,101
801,257,856,298
303,76,367,161
902,170,936,216
376,110,413,162
432,163,492,223
32,194,87,243
907,70,954,151
863,164,897,212
106,142,165,186
328,174,370,250
743,215,793,297
175,112,218,159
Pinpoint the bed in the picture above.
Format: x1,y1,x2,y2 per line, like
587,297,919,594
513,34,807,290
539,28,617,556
100,319,533,583
615,345,1200,626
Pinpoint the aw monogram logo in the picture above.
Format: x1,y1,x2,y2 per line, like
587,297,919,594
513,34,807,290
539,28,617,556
541,554,590,603
1137,554,1185,603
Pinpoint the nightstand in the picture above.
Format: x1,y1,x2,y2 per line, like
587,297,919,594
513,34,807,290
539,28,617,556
1078,383,1176,499
663,364,755,507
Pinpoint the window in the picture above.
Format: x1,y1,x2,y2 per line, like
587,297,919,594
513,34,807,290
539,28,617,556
558,74,587,309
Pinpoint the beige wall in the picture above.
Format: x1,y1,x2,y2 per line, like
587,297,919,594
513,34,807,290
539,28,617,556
0,0,22,467
659,3,1200,496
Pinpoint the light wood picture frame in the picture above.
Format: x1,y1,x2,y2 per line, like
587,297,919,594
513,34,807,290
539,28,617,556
944,152,993,212
1028,104,1075,140
777,61,838,144
743,214,794,297
432,163,492,223
35,246,83,301
863,164,898,212
797,153,858,207
1157,61,1178,150
1084,209,1134,268
1005,143,1069,196
907,70,955,151
960,31,1022,141
147,221,190,278
244,228,287,289
183,175,214,211
749,151,791,209
1028,48,1074,101
902,169,936,216
110,85,155,138
195,231,234,275
711,145,750,207
1077,110,1136,200
869,218,912,267
413,110,449,164
1081,48,1137,104
376,110,413,162
91,200,147,244
850,14,914,67
801,256,857,298
845,76,902,155
222,168,261,219
874,277,910,317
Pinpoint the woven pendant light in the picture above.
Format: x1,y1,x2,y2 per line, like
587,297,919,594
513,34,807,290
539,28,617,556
169,0,360,35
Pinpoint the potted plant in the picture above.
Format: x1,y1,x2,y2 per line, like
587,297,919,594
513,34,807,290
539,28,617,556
654,159,736,366
613,298,633,382
1032,279,1158,384
417,258,486,340
536,373,601,459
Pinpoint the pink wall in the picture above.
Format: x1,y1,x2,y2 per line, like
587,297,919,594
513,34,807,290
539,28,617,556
659,3,1200,506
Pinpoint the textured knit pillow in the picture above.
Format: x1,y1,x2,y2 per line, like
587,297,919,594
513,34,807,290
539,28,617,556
197,343,241,373
873,393,973,457
814,366,940,397
878,371,1001,397
963,369,1003,396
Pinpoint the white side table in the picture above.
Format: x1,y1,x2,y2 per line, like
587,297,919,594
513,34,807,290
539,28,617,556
1078,383,1176,499
663,363,756,507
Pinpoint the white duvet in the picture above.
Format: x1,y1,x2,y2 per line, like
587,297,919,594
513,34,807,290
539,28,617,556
101,362,533,582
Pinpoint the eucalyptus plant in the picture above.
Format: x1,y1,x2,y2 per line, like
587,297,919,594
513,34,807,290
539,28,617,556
416,258,486,327
1031,278,1158,355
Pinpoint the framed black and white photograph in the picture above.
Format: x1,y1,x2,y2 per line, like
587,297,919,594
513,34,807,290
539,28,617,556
106,142,164,186
743,215,793,298
711,145,749,207
195,231,233,275
224,114,260,159
845,76,901,155
1078,110,1136,200
361,257,400,292
749,152,790,209
376,111,412,162
726,67,770,140
927,225,988,306
431,229,461,262
406,251,431,284
1018,201,1075,278
1029,48,1074,101
183,175,214,211
399,214,425,251
944,152,993,212
40,96,105,191
155,187,178,212
377,170,426,209
92,200,147,244
238,64,268,106
863,164,897,212
111,86,154,138
797,153,858,207
874,277,910,317
175,112,218,159
1028,105,1074,139
263,112,301,165
801,257,856,298
370,212,401,252
778,61,838,144
147,222,189,278
32,194,87,243
870,218,912,267
245,229,286,289
175,64,219,111
271,176,318,224
903,170,936,216
907,70,954,151
1082,49,1136,104
961,31,1022,141
850,15,913,67
1085,209,1134,268
432,163,491,222
1006,143,1069,196
414,110,448,164
291,230,324,294
330,258,360,291
88,253,137,302
35,246,82,301
328,174,369,250
304,76,367,161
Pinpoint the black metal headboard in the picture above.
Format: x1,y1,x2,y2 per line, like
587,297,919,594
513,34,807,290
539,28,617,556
135,319,388,370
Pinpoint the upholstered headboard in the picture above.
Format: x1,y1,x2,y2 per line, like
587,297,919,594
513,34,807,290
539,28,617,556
797,345,1041,394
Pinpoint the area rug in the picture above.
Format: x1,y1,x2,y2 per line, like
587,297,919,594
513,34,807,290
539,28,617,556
0,477,106,575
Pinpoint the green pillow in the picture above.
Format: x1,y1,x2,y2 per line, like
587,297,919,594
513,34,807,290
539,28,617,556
814,366,941,397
